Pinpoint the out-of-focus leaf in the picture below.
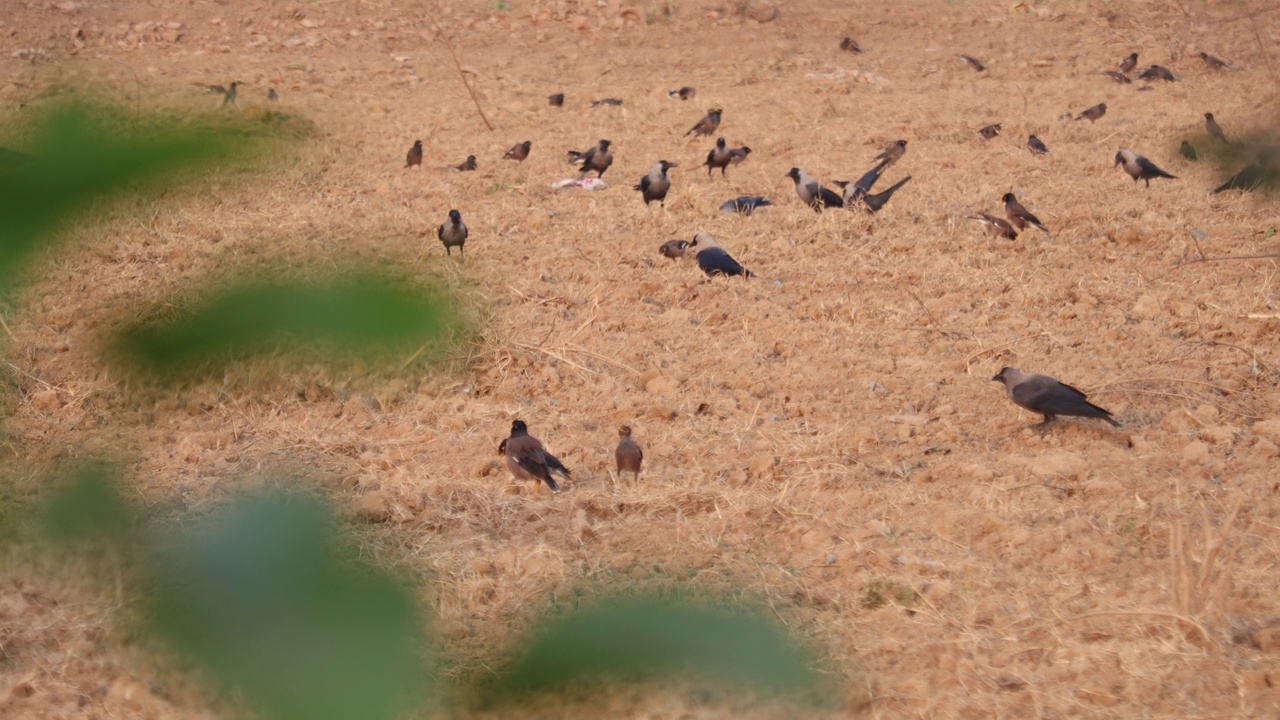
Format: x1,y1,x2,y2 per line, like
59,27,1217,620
149,492,429,720
39,462,136,543
114,272,455,377
488,597,821,701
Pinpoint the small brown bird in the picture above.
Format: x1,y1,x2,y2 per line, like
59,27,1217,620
872,139,908,167
685,108,722,137
548,93,565,106
705,137,732,176
267,88,278,101
437,209,468,258
659,239,692,260
1101,71,1132,84
971,212,1018,240
635,160,676,206
591,97,623,107
1138,65,1176,81
567,139,613,177
840,36,861,53
614,425,643,480
668,86,696,100
959,54,986,72
500,420,570,494
992,367,1121,428
1027,135,1050,155
1076,103,1107,122
1204,113,1227,144
1002,193,1050,234
977,123,1002,140
1114,148,1177,186
1119,52,1139,75
405,140,423,168
1198,52,1230,71
454,154,477,172
503,140,532,162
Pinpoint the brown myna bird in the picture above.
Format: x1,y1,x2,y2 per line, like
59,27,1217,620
1213,154,1273,194
1076,103,1107,122
1204,113,1228,144
1114,149,1177,186
992,367,1121,428
548,92,565,106
840,36,861,53
1180,140,1198,161
1002,193,1050,234
405,140,423,168
591,97,623,107
958,54,986,71
1027,134,1050,155
567,139,613,177
615,425,643,480
872,139,908,167
685,108,722,137
503,140,532,162
786,167,843,211
454,154,477,172
970,212,1018,240
668,86,696,100
705,137,732,176
1119,52,1139,75
659,239,692,260
500,420,569,493
1198,52,1230,70
437,209,468,258
692,232,753,278
1138,65,1176,81
635,160,676,205
1100,71,1132,84
977,123,1002,140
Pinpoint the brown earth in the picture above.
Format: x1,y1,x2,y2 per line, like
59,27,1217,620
2,0,1280,717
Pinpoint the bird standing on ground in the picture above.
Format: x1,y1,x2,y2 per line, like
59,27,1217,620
971,212,1019,240
1002,193,1050,234
692,232,753,278
568,139,613,177
1076,103,1107,122
454,155,477,171
1213,154,1272,194
1204,113,1228,144
591,97,623,107
635,160,676,205
615,426,643,480
437,209,467,258
1027,135,1050,154
977,123,1002,139
1114,149,1177,186
705,138,732,176
685,108,722,137
991,367,1121,428
1180,141,1198,161
1198,52,1230,70
872,139,907,167
659,239,692,259
1138,65,1176,81
668,86,696,100
405,140,423,168
728,145,751,167
718,196,772,215
840,37,861,53
501,420,570,493
1119,52,1139,75
211,81,238,105
503,140,532,162
786,167,843,211
959,54,986,71
548,93,565,106
267,88,278,101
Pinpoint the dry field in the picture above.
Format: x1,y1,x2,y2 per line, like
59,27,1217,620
2,0,1280,717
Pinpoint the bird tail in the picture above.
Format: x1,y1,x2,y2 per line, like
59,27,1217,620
743,269,755,279
543,476,561,493
566,151,584,162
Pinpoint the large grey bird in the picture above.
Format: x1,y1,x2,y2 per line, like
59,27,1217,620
1204,113,1228,144
991,367,1121,428
567,139,613,177
786,167,843,211
635,160,676,205
437,209,468,258
685,108,722,137
971,212,1018,240
705,138,732,176
1212,154,1273,194
1114,149,1177,186
500,420,570,493
691,232,753,278
615,425,643,480
1002,193,1050,234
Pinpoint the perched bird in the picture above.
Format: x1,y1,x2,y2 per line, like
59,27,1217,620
1204,113,1228,144
872,139,908,167
786,167,843,211
705,138,732,176
437,209,468,258
718,196,773,215
503,140,532,162
1002,193,1050,234
1180,140,1199,161
267,88,278,101
1100,71,1132,84
635,160,676,205
1138,65,1176,81
991,367,1121,428
591,97,623,107
659,239,692,259
1213,154,1272,194
614,425,643,480
1119,52,1139,75
971,212,1018,240
692,232,753,278
405,140,423,168
501,420,570,493
1076,103,1107,122
1027,135,1050,155
1198,52,1230,70
977,123,1002,140
685,108,722,137
668,86,696,100
567,139,613,177
454,154,477,172
840,36,861,53
1114,149,1177,186
958,54,986,71
728,145,752,166
548,92,565,106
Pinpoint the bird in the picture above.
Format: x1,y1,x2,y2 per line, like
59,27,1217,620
591,97,623,107
659,239,692,259
267,88,278,101
971,212,1019,240
1027,135,1050,155
1212,154,1272,194
692,232,753,278
836,159,889,202
567,139,613,177
1076,103,1107,122
840,36,861,53
221,81,238,105
548,93,565,106
503,140,532,162
786,167,843,211
958,54,986,71
977,123,1002,140
1118,52,1139,75
1138,65,1176,81
454,154,477,172
1198,52,1230,71
685,108,722,137
718,196,773,215
405,140,423,168
1204,113,1228,144
1100,71,1132,84
1180,141,1198,161
668,86,696,100
1114,149,1177,186
615,425,643,480
858,177,912,213
704,137,732,176
500,420,570,493
872,139,908,167
1002,193,1050,234
437,209,468,258
728,145,751,166
635,160,676,205
991,367,1121,428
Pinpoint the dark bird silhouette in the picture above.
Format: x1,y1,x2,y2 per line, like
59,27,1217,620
454,154,477,172
1180,140,1198,161
705,137,732,176
728,145,751,166
971,212,1018,240
1028,135,1050,155
668,86,696,100
977,123,1002,140
685,108,722,137
437,209,468,258
635,160,676,205
203,81,239,104
872,139,908,167
405,140,423,168
659,239,692,259
503,140,532,162
992,367,1121,428
267,88,278,101
568,139,613,177
1076,103,1107,122
1114,149,1177,186
835,159,889,205
840,36,861,53
591,97,623,107
858,177,911,213
959,54,986,71
547,93,565,107
786,167,843,211
1213,154,1273,194
1119,52,1139,75
718,196,773,215
1002,193,1050,234
1198,52,1230,70
501,420,569,493
1138,65,1176,81
1101,70,1132,84
692,232,753,278
615,425,643,480
1204,113,1228,144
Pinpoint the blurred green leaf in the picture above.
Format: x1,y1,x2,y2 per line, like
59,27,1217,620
149,492,429,720
488,597,821,700
39,462,136,543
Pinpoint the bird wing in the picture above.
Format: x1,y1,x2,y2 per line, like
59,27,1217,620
1137,156,1175,178
862,176,910,212
636,176,652,192
819,187,844,208
437,224,446,241
698,247,745,275
1011,376,1086,408
854,162,886,193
